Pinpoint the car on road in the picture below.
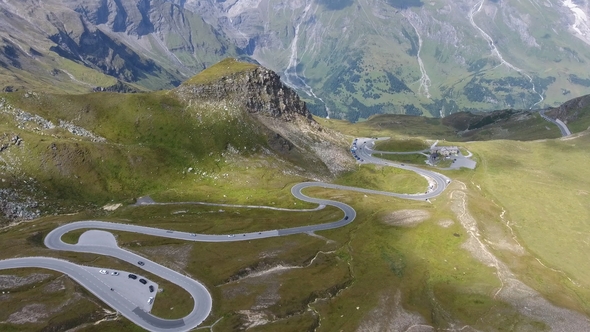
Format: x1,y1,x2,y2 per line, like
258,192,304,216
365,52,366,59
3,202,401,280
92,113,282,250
128,274,137,279
190,233,196,237
149,285,154,293
99,269,107,275
111,271,119,276
344,216,349,220
139,278,147,285
401,164,404,166
147,297,154,304
166,230,173,233
138,261,145,266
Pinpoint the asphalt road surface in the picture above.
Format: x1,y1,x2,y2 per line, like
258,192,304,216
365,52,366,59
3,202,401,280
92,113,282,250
0,137,451,331
540,109,572,136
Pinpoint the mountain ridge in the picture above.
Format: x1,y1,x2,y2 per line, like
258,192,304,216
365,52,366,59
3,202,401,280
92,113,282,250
0,59,350,224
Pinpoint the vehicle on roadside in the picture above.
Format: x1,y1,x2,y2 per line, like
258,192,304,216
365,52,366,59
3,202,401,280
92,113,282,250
138,261,145,266
149,285,154,293
99,269,107,275
139,278,147,285
128,274,137,279
147,297,154,304
111,271,119,276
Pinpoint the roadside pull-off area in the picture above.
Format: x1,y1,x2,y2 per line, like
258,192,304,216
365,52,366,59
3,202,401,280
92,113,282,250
0,138,451,331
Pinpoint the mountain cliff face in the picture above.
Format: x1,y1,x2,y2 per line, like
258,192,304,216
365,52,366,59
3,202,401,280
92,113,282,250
186,0,590,120
175,58,351,175
0,0,237,92
176,59,314,122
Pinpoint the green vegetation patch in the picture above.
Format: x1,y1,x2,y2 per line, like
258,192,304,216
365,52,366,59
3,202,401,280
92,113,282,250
335,163,427,194
378,153,428,165
374,138,429,152
470,135,590,290
183,58,258,85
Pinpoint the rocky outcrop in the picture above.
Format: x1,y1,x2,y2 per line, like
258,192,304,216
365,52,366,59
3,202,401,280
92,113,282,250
176,63,315,122
93,80,140,93
174,59,353,177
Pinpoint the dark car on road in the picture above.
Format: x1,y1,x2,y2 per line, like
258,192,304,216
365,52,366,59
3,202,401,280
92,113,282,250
139,278,147,285
138,261,145,266
128,274,137,280
149,285,154,293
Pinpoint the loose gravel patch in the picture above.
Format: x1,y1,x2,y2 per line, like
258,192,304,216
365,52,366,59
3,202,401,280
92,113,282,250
382,209,430,227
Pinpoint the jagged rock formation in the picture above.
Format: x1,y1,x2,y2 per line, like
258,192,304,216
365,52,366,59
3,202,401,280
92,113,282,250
176,59,314,122
175,58,353,176
93,81,141,93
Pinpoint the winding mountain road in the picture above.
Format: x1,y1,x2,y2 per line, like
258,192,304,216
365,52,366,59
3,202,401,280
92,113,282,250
0,137,451,331
540,109,572,137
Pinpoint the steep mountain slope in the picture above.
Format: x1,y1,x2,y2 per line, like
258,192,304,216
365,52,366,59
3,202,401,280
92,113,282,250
0,58,351,224
188,0,590,120
545,93,590,132
0,0,238,93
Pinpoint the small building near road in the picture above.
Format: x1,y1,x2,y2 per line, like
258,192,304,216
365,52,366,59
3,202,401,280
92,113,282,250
430,146,459,157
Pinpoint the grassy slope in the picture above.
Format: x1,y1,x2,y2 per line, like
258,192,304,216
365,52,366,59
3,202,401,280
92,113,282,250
469,133,590,288
0,87,277,211
183,58,258,85
317,110,563,142
2,68,590,330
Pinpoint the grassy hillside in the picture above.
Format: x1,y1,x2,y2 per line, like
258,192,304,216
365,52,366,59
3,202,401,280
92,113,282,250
1,62,590,330
184,59,258,85
0,59,344,223
317,108,564,142
469,132,590,289
0,90,270,214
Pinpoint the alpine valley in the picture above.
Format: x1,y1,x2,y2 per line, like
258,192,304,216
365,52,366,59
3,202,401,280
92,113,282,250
1,1,590,332
3,0,590,119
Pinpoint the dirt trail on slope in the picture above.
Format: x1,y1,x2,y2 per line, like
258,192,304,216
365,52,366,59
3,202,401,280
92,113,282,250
450,182,590,331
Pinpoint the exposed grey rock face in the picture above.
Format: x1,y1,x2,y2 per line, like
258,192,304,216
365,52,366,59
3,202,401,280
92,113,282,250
176,66,314,122
0,189,40,222
174,60,354,177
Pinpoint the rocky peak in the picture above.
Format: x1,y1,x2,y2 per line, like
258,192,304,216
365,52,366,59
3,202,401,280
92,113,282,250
175,58,315,123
